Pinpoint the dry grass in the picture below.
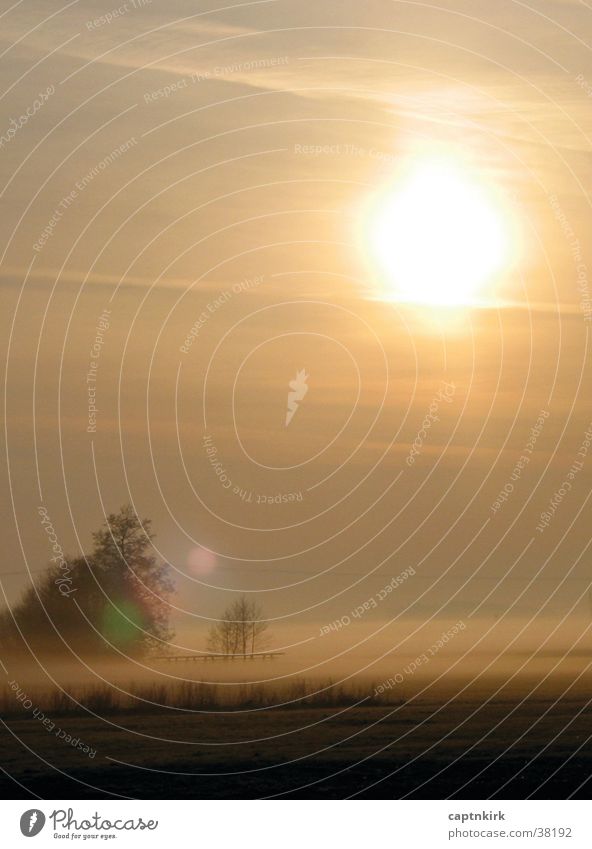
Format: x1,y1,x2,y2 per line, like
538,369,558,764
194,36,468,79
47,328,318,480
0,677,398,717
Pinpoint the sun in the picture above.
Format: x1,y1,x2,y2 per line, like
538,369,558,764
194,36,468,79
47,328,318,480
365,155,512,306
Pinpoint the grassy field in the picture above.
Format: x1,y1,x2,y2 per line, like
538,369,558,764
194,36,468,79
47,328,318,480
1,675,590,798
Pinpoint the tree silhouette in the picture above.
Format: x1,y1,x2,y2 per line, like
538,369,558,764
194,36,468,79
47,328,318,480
91,505,173,653
207,595,270,657
0,506,173,659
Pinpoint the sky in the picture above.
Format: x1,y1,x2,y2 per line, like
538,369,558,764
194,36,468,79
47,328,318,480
2,0,592,673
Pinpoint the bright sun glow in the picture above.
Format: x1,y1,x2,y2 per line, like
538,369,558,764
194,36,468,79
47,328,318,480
366,156,512,306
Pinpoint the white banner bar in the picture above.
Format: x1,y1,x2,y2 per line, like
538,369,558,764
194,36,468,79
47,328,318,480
1,800,590,848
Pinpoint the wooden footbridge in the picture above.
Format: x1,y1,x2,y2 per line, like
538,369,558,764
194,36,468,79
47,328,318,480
153,651,284,663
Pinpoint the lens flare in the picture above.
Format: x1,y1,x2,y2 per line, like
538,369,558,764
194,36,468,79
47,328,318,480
101,600,144,646
187,546,217,576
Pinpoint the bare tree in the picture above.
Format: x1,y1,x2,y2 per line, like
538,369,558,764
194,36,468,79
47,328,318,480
207,595,270,657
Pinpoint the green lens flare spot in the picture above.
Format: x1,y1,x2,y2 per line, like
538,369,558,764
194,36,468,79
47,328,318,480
101,599,144,646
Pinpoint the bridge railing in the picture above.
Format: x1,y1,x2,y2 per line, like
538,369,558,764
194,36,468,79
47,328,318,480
152,651,285,662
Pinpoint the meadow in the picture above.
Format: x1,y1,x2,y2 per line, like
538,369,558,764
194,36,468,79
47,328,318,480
1,666,590,799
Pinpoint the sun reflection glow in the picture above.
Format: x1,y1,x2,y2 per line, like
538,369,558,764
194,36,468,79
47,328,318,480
365,155,513,307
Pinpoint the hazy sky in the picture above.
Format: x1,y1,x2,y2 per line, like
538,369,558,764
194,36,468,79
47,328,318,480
2,0,592,669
